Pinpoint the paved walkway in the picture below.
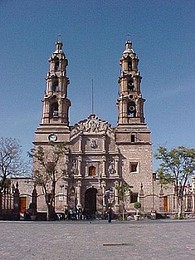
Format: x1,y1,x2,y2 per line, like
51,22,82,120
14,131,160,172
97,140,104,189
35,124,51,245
0,219,195,260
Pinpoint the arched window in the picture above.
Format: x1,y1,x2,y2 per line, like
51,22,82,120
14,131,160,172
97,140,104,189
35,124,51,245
127,77,134,91
128,101,136,117
128,58,132,70
88,166,96,176
52,76,58,92
51,102,58,118
54,57,59,72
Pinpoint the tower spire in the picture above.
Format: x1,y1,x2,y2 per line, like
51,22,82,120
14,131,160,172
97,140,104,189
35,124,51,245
57,33,62,42
126,34,132,44
55,34,63,52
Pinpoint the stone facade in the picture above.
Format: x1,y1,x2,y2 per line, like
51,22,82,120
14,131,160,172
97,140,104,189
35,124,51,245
30,39,155,216
14,39,194,217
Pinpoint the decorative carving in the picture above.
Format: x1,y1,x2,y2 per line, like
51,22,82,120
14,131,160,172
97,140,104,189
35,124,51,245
108,160,116,175
90,139,97,149
70,114,114,139
70,159,77,175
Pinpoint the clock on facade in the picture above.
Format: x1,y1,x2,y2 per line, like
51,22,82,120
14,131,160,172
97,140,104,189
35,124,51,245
48,133,57,142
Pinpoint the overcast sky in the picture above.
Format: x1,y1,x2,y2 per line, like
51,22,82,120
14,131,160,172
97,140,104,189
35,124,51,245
0,0,194,170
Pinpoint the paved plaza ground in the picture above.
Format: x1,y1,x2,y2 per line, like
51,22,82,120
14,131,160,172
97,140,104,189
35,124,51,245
0,219,195,260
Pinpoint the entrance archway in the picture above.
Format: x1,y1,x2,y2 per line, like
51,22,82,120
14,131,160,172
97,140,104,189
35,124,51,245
84,187,97,219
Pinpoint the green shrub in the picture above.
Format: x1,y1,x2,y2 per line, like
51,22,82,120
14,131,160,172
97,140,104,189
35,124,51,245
134,201,141,209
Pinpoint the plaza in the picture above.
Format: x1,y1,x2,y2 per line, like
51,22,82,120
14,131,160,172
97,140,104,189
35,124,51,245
0,219,195,260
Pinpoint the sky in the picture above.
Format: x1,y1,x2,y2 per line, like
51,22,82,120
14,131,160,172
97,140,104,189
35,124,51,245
0,0,194,170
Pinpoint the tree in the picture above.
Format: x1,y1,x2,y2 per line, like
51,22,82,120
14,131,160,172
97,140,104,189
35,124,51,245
134,201,141,215
155,146,195,219
29,142,68,220
0,137,27,192
116,181,132,220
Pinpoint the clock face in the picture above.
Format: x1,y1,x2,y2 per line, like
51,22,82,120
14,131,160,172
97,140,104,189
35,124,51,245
48,133,57,142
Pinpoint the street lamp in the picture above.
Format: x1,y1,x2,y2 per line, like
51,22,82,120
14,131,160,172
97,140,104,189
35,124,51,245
105,188,114,223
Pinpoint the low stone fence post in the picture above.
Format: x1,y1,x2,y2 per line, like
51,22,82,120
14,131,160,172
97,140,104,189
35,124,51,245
159,185,164,212
13,182,20,220
139,183,144,211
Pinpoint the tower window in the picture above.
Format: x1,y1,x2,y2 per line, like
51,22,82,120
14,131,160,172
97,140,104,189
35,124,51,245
130,162,138,173
128,59,132,70
54,58,59,72
51,102,58,118
127,77,134,91
128,101,136,117
89,166,96,176
52,77,58,92
131,134,136,143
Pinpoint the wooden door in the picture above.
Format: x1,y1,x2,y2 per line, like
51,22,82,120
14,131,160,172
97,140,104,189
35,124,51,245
164,196,168,212
20,197,27,213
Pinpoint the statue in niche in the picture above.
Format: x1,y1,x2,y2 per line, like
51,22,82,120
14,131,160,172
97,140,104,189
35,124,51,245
71,159,77,175
108,160,116,175
90,139,97,149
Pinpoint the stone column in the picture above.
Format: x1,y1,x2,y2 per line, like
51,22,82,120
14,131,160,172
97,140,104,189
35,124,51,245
102,135,106,153
58,100,62,118
58,76,62,92
76,181,81,207
102,157,106,178
132,58,138,71
115,158,119,177
79,136,82,153
78,156,82,177
48,78,52,93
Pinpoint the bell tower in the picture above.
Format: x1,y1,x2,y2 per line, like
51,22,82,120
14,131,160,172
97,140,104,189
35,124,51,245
115,40,151,145
34,40,71,144
42,40,71,125
115,40,153,197
117,40,145,124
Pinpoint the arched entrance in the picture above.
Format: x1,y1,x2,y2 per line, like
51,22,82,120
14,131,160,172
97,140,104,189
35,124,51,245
84,187,97,219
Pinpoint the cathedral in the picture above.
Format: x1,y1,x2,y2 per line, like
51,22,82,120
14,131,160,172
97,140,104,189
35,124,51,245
8,40,195,219
30,39,153,217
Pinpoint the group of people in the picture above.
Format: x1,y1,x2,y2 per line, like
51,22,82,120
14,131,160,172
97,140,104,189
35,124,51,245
64,207,113,222
65,207,83,220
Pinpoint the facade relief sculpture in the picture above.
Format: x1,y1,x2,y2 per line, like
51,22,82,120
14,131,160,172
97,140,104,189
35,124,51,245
70,114,114,140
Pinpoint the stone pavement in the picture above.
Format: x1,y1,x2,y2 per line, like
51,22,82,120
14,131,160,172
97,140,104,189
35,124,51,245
0,219,195,260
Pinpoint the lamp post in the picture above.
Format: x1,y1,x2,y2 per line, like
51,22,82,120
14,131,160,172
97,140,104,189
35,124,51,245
152,172,156,210
105,188,114,223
